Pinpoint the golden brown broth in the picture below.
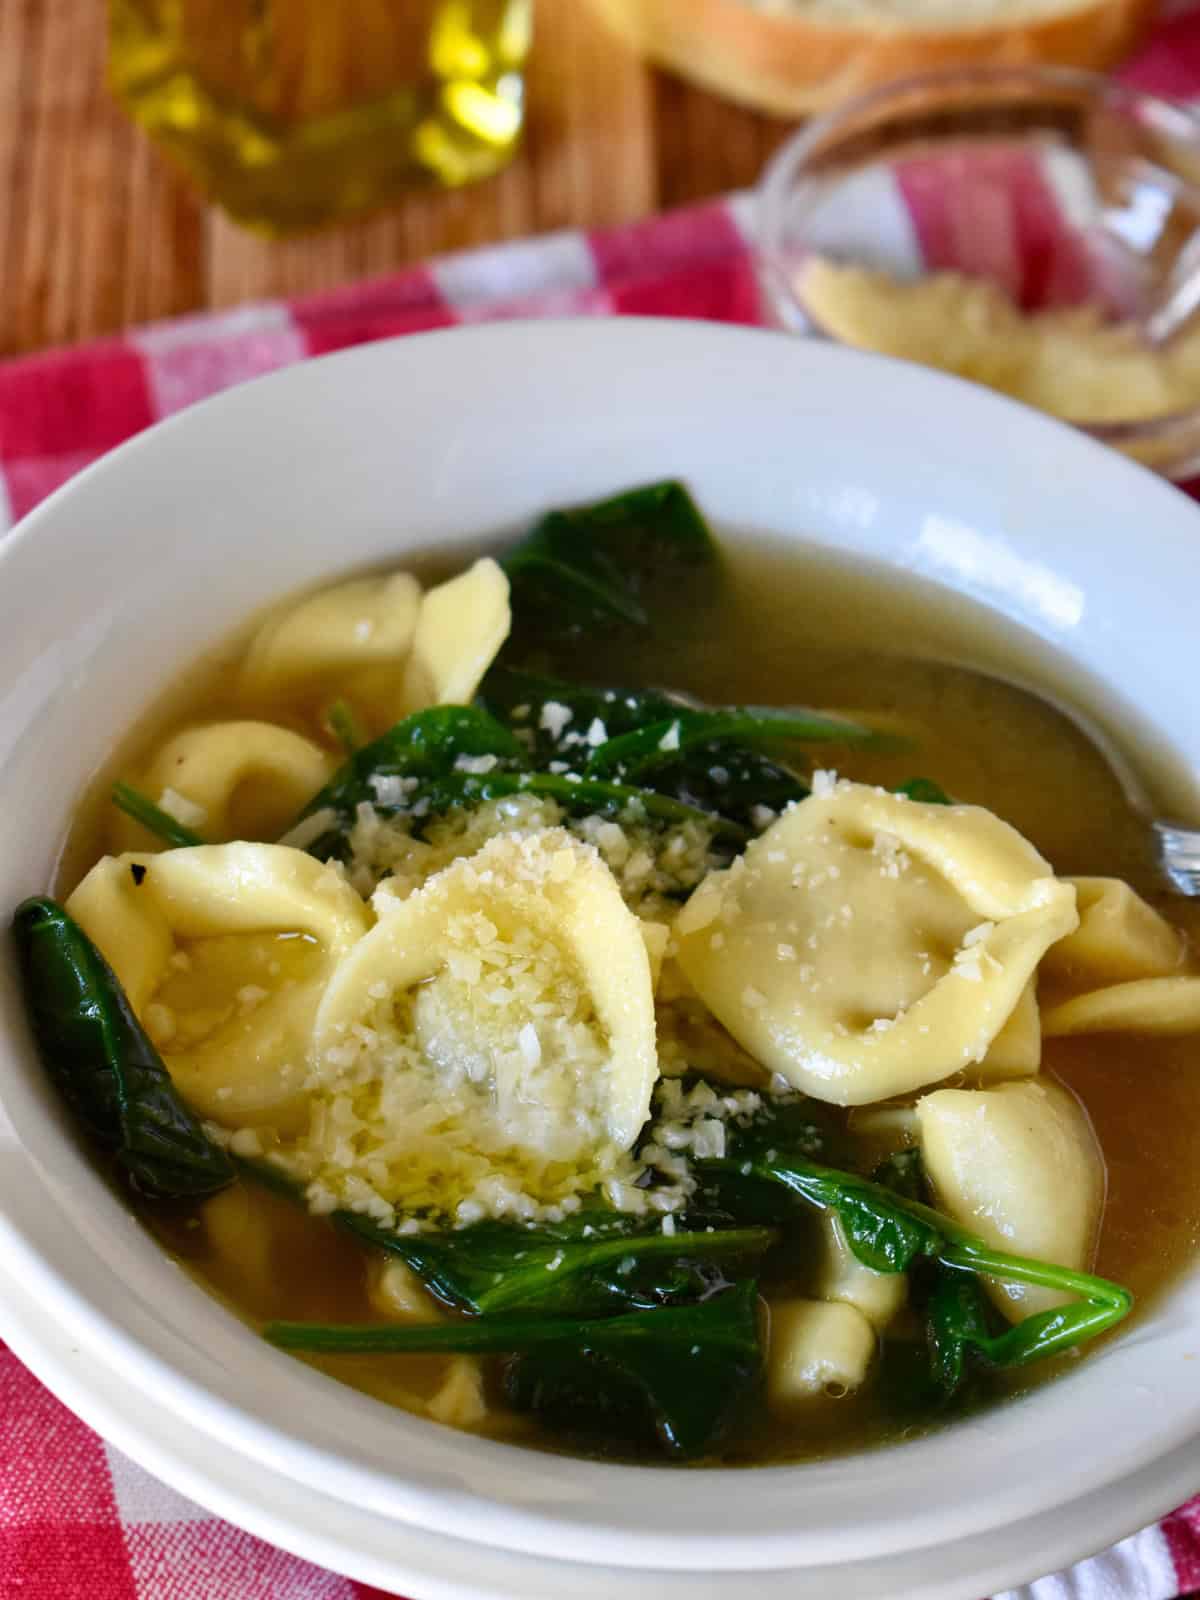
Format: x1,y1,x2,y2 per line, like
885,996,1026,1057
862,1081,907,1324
60,533,1200,1465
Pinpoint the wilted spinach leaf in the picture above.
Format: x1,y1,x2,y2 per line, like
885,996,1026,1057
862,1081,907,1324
895,778,952,805
586,705,897,784
267,1279,763,1461
871,1147,928,1203
292,706,528,859
12,896,234,1200
697,1136,1133,1394
291,703,743,861
501,480,716,646
477,666,681,763
342,1207,775,1317
478,668,813,835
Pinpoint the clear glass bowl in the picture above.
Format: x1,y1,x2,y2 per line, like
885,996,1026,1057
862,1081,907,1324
757,66,1200,481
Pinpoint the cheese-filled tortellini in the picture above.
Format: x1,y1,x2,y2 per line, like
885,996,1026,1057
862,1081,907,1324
1044,877,1184,987
425,1358,488,1428
1039,876,1199,1036
66,844,369,1128
309,828,657,1220
239,571,422,719
916,1080,1104,1322
113,721,334,850
1043,976,1200,1037
767,1299,877,1407
201,1186,278,1312
401,558,511,714
674,780,1078,1106
973,979,1041,1081
369,1260,443,1323
815,1213,906,1332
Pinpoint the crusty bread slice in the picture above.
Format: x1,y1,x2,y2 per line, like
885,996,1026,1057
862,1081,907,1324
586,0,1159,117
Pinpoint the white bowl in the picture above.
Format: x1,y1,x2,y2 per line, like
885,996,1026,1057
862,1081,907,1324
2,319,1199,1600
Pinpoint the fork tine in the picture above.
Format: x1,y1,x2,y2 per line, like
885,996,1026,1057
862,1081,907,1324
1154,821,1200,897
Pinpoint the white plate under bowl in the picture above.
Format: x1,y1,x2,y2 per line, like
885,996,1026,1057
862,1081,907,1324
1,319,1199,1598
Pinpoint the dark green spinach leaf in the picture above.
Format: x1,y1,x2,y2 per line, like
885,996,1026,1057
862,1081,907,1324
478,668,811,834
477,666,680,763
266,1279,762,1460
292,705,527,860
895,778,952,805
500,480,716,645
585,705,897,784
923,1269,997,1398
870,1147,928,1203
698,1141,1132,1391
292,702,746,861
12,896,234,1200
465,769,745,839
342,1207,775,1316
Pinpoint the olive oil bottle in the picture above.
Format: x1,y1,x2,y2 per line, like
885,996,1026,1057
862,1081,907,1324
108,1,533,234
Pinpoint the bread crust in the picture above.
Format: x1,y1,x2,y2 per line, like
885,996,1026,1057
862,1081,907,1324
587,0,1160,117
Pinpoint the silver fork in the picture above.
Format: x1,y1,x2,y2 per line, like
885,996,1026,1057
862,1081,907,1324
1154,822,1200,896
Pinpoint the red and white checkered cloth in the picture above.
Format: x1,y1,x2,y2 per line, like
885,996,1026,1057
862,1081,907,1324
7,12,1200,1598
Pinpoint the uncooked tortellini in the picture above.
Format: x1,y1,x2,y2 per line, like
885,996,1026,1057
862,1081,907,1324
310,828,657,1219
67,844,369,1128
113,721,334,850
916,1079,1104,1322
674,780,1078,1106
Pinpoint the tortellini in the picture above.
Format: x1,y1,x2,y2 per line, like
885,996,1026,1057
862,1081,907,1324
767,1299,877,1406
674,780,1078,1106
240,571,422,712
1040,876,1200,1037
202,1186,276,1311
236,558,512,731
368,1258,442,1324
1044,877,1184,986
309,829,658,1219
113,721,334,850
66,844,369,1128
815,1213,906,1332
916,1080,1104,1322
401,558,511,714
1043,977,1200,1037
361,1260,487,1426
974,980,1041,1080
425,1358,488,1428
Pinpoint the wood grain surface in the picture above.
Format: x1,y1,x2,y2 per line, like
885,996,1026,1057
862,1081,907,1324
0,0,788,357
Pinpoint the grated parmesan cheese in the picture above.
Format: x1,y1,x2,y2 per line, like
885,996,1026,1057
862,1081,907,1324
158,787,208,829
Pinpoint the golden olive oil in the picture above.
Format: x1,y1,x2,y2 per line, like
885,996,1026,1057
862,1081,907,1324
108,0,532,233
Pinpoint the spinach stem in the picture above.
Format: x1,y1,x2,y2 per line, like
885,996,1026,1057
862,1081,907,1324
111,782,203,848
326,699,365,756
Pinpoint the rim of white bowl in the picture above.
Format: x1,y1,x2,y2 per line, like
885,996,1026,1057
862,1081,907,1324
1,320,1199,1577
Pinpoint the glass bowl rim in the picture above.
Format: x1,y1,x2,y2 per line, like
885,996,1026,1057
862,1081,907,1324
756,62,1200,453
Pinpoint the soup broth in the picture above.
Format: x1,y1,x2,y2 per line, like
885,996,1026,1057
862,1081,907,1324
53,527,1200,1467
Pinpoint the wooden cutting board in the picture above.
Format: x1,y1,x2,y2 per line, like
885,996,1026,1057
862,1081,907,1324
0,0,789,356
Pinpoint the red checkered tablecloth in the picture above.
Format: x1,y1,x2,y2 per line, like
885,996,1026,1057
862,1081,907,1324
6,12,1200,1599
